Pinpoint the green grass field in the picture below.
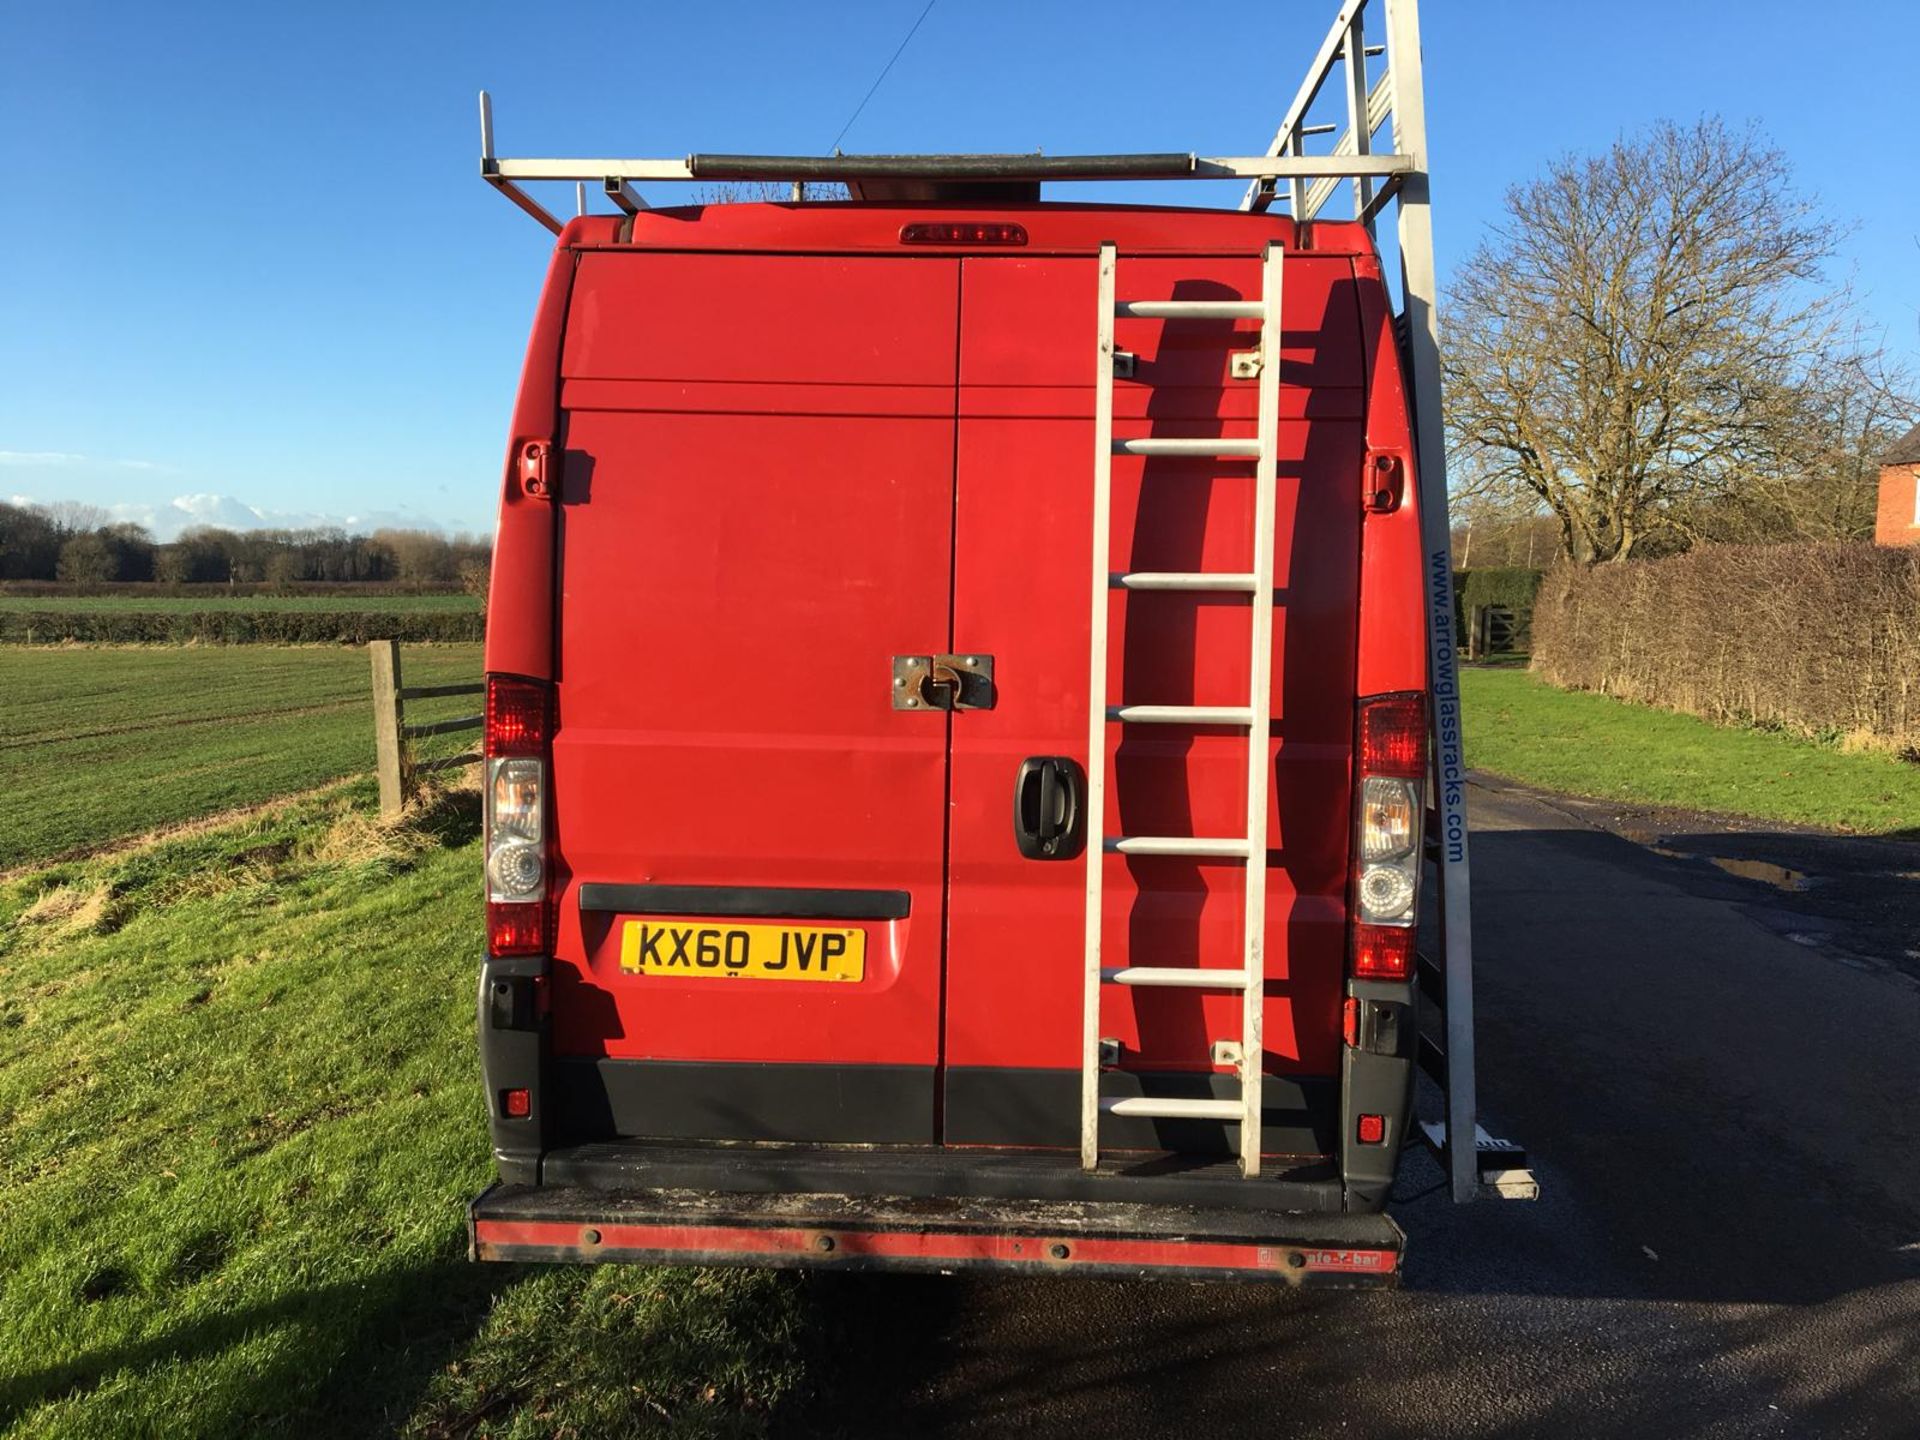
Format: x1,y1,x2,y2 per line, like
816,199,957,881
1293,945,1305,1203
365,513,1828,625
0,647,484,870
0,785,808,1437
1462,667,1920,836
0,593,479,614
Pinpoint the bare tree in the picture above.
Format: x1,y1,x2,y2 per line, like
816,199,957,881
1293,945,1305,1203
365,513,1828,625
1687,340,1915,543
33,500,111,538
1443,119,1903,563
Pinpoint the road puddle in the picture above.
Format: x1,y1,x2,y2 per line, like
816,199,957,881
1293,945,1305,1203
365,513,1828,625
1648,847,1810,892
1706,857,1810,891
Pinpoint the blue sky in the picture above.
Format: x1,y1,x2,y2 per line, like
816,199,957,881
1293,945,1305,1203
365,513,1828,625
3,0,1916,538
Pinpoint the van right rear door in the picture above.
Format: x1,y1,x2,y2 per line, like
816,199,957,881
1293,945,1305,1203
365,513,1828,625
939,248,1368,1154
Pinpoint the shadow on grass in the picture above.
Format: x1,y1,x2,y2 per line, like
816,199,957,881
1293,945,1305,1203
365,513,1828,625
407,782,483,851
0,1258,510,1437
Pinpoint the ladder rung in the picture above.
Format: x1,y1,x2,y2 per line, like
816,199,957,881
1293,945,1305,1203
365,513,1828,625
1114,300,1263,320
1102,1097,1247,1120
1112,437,1262,458
1101,966,1251,989
1111,571,1259,592
1105,835,1251,859
1108,704,1252,725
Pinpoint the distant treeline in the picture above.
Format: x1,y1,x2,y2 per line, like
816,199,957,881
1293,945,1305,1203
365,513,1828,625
0,610,484,645
0,501,490,586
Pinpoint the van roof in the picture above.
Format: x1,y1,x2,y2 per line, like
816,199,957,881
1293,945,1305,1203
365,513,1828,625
549,204,1380,260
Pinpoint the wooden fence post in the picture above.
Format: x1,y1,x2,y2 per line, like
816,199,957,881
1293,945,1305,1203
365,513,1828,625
370,639,407,819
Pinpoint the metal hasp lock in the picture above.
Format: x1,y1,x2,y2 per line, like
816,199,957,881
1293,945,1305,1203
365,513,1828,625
892,654,996,711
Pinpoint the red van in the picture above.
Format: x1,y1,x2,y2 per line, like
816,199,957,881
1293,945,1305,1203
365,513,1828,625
462,0,1534,1285
467,192,1441,1280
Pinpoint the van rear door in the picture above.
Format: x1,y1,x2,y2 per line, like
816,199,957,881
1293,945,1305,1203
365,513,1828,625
941,251,1365,1154
545,252,959,1144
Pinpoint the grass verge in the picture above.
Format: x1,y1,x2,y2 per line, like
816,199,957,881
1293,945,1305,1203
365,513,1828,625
0,783,810,1437
0,646,482,870
1462,667,1920,836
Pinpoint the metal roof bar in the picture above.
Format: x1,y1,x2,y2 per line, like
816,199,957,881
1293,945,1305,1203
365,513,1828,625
482,149,1412,185
478,92,561,234
603,177,648,215
1241,0,1370,212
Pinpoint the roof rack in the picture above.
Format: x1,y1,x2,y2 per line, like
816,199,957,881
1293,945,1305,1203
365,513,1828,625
479,0,1423,234
477,0,1513,1207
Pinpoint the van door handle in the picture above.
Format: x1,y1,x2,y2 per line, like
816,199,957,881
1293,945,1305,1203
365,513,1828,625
1014,756,1086,860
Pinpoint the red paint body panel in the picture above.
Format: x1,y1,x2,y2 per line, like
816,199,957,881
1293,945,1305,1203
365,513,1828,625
486,203,1424,1150
1352,252,1429,698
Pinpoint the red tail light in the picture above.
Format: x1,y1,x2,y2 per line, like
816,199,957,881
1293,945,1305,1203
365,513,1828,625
1351,923,1413,980
501,1087,531,1119
1349,693,1426,985
488,900,547,957
486,675,550,757
1360,694,1426,779
486,673,552,957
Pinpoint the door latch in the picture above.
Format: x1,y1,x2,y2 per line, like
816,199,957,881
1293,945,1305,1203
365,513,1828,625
892,654,996,711
517,438,555,499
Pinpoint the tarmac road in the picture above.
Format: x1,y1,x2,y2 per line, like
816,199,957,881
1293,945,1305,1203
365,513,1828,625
799,777,1920,1439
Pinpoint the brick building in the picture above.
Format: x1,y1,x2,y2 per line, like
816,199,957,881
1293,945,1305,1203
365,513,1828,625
1876,421,1920,546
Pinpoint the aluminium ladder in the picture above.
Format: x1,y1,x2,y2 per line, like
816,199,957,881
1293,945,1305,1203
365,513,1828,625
1080,241,1283,1180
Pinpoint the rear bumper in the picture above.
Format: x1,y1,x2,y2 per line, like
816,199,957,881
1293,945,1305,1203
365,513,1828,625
471,1141,1400,1283
470,1177,1403,1285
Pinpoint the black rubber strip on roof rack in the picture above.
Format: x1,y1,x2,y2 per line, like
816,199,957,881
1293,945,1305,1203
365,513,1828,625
687,152,1198,181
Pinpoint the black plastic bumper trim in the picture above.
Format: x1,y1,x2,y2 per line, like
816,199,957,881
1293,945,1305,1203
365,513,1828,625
534,1140,1344,1213
552,1057,935,1145
944,1065,1339,1156
575,883,911,920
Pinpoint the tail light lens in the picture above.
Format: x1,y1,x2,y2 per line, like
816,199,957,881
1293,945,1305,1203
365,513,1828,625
900,221,1028,245
485,675,551,956
1350,694,1426,981
486,675,549,757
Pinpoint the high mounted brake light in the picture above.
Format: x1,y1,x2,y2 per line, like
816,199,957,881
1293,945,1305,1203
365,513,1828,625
1350,694,1427,982
485,675,552,956
899,221,1028,246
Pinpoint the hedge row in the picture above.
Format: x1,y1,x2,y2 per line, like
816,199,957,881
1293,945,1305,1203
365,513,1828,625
1531,543,1920,750
0,580,465,599
0,610,484,645
1456,567,1543,616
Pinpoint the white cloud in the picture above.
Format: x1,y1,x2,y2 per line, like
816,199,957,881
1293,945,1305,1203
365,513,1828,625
0,451,167,472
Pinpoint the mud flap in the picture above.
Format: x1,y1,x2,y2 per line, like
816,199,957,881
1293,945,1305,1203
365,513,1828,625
477,955,547,1184
1341,983,1416,1212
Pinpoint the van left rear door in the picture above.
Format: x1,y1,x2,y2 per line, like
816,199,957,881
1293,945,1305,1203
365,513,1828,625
546,251,959,1145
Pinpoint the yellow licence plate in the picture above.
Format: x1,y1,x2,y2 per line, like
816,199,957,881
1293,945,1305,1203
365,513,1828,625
619,920,865,982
